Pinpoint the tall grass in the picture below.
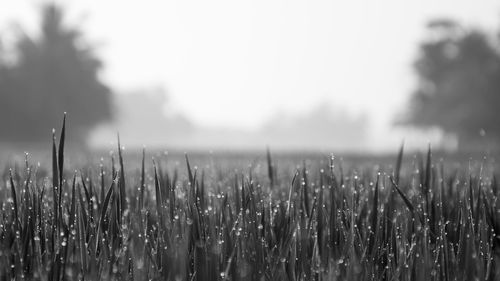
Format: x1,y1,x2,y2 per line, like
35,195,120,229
0,121,499,280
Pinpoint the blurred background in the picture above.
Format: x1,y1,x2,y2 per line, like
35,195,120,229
0,0,499,154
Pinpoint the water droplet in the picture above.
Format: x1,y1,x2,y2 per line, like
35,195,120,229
137,258,144,269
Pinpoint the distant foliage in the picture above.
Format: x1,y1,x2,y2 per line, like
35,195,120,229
0,3,112,143
403,19,500,148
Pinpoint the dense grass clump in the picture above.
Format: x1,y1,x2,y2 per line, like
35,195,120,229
0,121,499,280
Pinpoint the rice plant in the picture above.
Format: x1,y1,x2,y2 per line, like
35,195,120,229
0,119,499,281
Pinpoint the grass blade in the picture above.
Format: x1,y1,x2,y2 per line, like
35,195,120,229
389,176,415,213
394,141,404,185
58,113,66,188
117,134,127,215
9,169,20,229
267,147,274,188
96,174,116,256
369,173,380,256
139,147,146,212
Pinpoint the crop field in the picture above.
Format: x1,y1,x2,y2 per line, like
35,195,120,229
0,119,499,281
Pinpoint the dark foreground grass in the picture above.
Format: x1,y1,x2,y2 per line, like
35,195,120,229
1,121,500,280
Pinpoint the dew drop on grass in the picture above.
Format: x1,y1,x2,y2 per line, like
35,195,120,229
136,258,144,269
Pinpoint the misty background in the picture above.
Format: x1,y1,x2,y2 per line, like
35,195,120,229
0,1,499,153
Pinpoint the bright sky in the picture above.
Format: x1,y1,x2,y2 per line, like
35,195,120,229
1,0,499,134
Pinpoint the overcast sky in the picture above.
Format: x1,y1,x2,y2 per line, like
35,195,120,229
1,0,499,149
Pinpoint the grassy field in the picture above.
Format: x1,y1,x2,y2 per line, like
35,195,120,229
0,120,499,280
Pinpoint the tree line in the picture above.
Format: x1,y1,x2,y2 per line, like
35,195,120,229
0,4,111,144
0,3,498,150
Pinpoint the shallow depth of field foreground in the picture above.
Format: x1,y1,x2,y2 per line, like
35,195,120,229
0,122,499,281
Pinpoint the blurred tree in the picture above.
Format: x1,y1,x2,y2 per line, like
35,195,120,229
0,3,112,143
402,19,500,148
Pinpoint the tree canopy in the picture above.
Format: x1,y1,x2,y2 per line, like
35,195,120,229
402,19,500,148
0,3,112,143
